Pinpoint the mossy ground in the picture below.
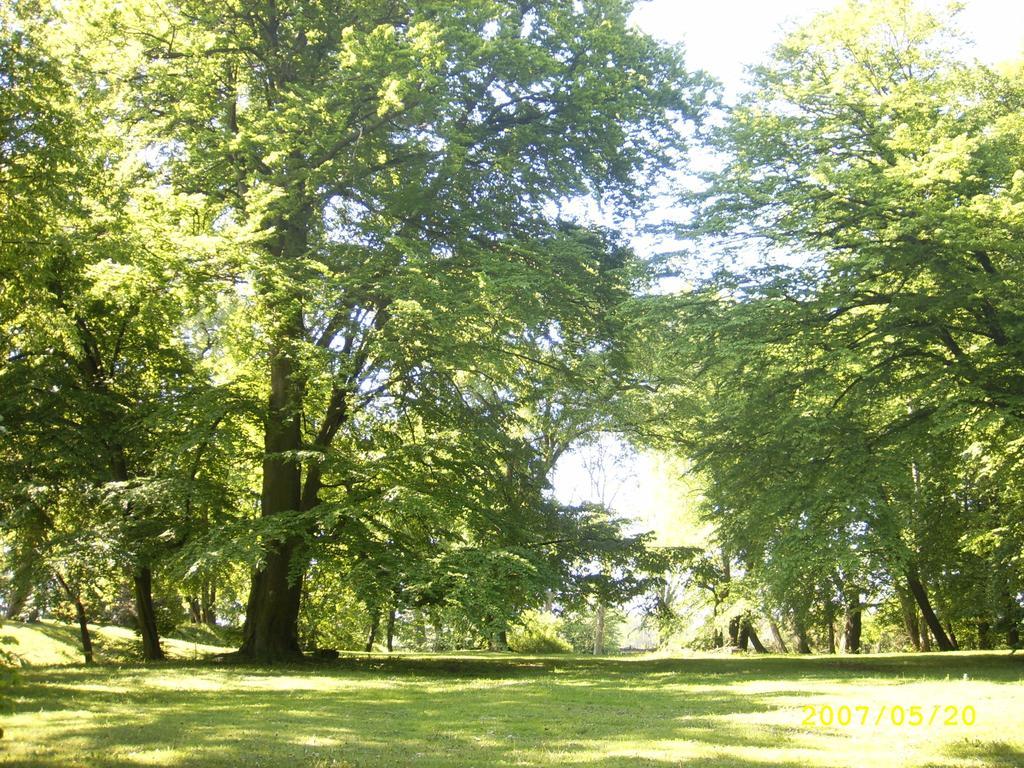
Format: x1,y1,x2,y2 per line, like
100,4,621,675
1,622,1022,767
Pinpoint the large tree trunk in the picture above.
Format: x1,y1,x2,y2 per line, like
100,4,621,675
237,197,323,663
743,619,767,653
133,566,164,661
737,620,750,651
241,538,305,660
4,577,32,620
728,615,741,647
794,618,812,654
844,609,862,654
240,348,306,662
906,572,955,651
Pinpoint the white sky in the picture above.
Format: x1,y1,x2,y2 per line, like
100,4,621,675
630,0,1024,98
552,0,1024,519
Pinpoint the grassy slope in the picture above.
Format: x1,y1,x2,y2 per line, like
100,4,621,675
1,625,1023,767
0,621,233,666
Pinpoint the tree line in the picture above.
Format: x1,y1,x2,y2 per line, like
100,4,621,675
630,0,1024,653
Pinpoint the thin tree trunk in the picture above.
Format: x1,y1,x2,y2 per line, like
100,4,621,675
945,621,959,650
54,572,93,664
431,616,444,652
825,600,836,654
898,589,922,650
485,614,499,650
906,572,955,651
977,621,992,650
1008,596,1021,648
133,566,164,661
201,580,217,627
366,610,380,652
415,611,428,648
594,602,606,655
769,620,788,653
72,596,94,665
110,447,164,661
711,598,724,648
718,548,732,650
844,587,862,654
386,608,396,652
187,596,202,624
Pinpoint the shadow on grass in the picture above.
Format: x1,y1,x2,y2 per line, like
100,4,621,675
309,649,1024,684
2,652,1022,768
938,739,1024,767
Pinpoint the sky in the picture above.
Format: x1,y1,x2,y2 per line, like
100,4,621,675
551,0,1024,519
630,0,1024,97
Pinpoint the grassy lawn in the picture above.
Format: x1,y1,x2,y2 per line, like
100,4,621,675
2,626,1023,767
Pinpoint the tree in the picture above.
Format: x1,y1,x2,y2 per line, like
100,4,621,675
99,0,709,660
0,3,233,659
630,0,1024,654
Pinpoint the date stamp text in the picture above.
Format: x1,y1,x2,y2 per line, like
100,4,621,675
800,704,976,727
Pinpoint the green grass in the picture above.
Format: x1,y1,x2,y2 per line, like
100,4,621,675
2,624,1023,767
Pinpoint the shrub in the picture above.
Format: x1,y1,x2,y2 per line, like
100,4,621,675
507,610,572,654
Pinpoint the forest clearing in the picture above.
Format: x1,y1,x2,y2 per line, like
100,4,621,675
3,0,1024,764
